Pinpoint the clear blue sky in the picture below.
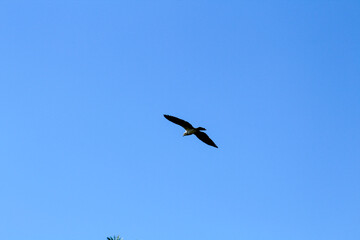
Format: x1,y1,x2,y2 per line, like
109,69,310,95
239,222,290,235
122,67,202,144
1,1,359,240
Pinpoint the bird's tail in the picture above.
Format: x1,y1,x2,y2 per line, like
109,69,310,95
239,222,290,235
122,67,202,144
196,127,206,131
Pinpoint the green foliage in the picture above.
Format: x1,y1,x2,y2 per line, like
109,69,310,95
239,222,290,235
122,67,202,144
107,235,123,240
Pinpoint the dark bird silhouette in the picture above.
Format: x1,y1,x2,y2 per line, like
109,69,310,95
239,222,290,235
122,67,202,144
164,114,218,148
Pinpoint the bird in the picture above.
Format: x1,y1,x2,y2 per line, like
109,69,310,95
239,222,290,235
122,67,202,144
164,114,218,148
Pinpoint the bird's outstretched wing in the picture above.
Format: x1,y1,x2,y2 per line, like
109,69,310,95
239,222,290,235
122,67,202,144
194,131,218,148
164,114,193,129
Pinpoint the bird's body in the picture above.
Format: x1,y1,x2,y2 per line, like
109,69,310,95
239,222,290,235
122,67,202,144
183,128,197,136
164,114,218,148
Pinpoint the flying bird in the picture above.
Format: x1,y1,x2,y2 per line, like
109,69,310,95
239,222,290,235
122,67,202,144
164,114,218,148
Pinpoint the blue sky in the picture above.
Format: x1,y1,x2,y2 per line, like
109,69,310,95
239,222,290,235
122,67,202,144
1,1,359,239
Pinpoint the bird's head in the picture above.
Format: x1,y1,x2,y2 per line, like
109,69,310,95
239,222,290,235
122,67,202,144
183,132,189,136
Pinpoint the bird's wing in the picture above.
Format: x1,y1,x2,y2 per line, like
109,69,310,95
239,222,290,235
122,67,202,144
164,114,193,129
194,131,218,148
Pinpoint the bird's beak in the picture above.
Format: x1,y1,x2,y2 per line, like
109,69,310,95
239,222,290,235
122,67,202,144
183,133,186,136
